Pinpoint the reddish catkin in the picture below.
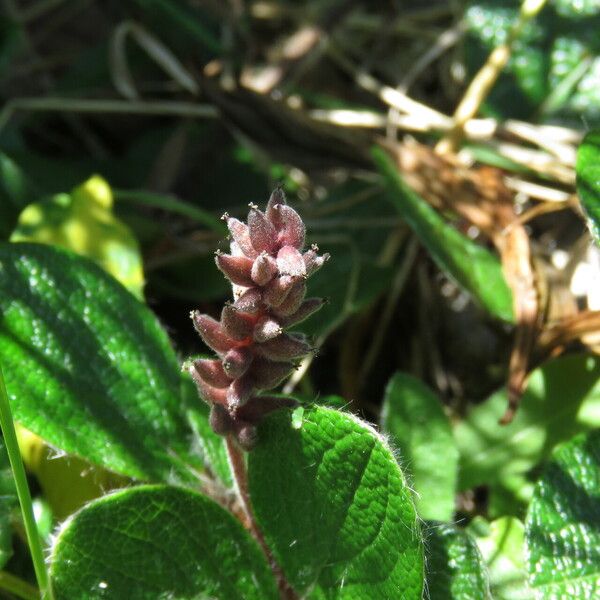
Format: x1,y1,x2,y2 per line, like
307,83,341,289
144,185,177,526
188,189,329,450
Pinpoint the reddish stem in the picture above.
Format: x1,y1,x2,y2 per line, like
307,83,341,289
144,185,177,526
225,436,298,600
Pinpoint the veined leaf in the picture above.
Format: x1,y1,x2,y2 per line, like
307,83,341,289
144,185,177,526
381,372,458,520
525,429,600,598
248,406,424,599
50,485,278,600
456,354,600,490
0,243,197,482
425,522,491,600
470,516,530,600
576,130,600,245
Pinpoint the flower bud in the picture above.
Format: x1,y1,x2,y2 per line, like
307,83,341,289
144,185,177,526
233,288,262,314
253,316,282,343
255,332,313,361
303,246,329,275
190,359,231,388
221,304,253,340
227,375,254,412
248,207,278,254
276,246,306,277
272,280,306,317
271,204,305,249
191,312,237,353
215,253,255,287
250,358,295,389
222,347,253,379
251,252,278,286
189,364,228,406
226,217,258,258
278,297,325,327
209,404,233,435
235,422,258,451
263,275,297,307
265,187,286,222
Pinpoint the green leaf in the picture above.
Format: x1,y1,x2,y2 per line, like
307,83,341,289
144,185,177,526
425,522,491,600
465,1,600,124
248,406,423,599
525,429,600,598
381,372,458,520
0,153,37,241
372,147,514,322
0,438,16,569
455,354,600,491
11,175,145,298
0,242,197,481
576,130,600,245
50,485,278,600
470,516,530,600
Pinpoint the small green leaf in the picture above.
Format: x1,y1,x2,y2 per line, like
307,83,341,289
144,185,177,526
576,130,600,244
248,406,424,599
381,372,458,520
50,485,278,600
470,516,530,600
525,429,600,598
0,243,197,481
425,522,491,600
372,147,514,322
0,153,37,241
456,354,600,490
12,175,145,298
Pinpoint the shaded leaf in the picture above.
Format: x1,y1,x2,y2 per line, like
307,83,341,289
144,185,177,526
525,429,600,598
12,175,145,298
456,354,600,490
576,130,600,245
0,243,196,481
381,372,458,520
425,522,490,600
248,406,423,599
50,485,278,600
373,147,513,322
470,516,530,600
0,153,37,241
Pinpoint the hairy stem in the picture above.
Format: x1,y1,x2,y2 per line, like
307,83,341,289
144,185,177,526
0,362,52,599
225,437,298,600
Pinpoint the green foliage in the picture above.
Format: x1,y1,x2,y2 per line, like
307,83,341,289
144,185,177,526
526,429,600,598
181,373,231,487
425,522,491,600
0,243,197,481
470,517,530,600
381,372,458,520
0,153,36,241
576,130,600,244
373,148,514,322
0,439,17,569
465,0,600,124
248,406,424,599
455,354,600,490
50,485,279,600
11,175,145,298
